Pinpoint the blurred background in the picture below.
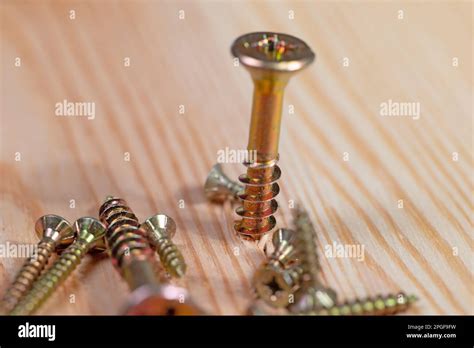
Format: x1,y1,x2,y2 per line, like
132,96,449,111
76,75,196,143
0,0,472,315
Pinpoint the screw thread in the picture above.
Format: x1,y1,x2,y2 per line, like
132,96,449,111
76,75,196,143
310,292,418,316
293,208,321,287
150,236,187,278
9,241,88,315
1,241,55,312
234,161,281,240
99,197,156,277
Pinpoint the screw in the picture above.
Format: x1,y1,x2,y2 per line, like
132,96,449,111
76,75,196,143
310,292,418,315
231,32,315,240
140,214,187,278
1,215,75,313
288,207,338,313
204,164,244,203
254,228,303,308
99,196,201,315
9,217,106,315
254,262,303,308
267,228,298,267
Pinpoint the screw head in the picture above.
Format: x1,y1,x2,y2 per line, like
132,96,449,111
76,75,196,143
254,264,296,308
124,284,201,315
35,214,75,249
272,228,295,248
289,286,338,314
141,214,176,240
73,217,107,252
231,32,315,72
204,164,237,203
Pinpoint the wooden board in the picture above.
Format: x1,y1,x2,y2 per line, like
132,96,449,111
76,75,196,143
0,0,472,315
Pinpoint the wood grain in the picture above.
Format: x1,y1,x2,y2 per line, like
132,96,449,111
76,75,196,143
0,0,472,315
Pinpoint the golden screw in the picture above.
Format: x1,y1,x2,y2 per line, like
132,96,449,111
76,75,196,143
312,292,418,316
204,164,244,203
1,215,75,313
99,196,201,315
140,214,187,278
288,207,338,313
9,217,106,315
254,228,302,307
231,32,315,240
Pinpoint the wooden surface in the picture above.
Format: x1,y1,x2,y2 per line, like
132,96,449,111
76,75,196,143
0,1,472,315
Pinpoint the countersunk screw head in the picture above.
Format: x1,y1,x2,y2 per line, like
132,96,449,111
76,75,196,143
140,214,187,278
231,32,315,72
204,164,243,203
272,228,295,248
141,214,176,240
34,214,75,249
269,228,298,265
73,217,107,252
254,264,296,308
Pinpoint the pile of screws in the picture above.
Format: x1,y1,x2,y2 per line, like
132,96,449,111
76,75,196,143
1,196,200,315
2,31,419,316
205,164,418,315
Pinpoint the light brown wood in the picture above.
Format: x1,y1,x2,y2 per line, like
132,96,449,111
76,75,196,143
0,0,472,315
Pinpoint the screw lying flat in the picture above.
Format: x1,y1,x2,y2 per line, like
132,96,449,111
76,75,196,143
1,215,75,313
9,217,106,315
99,196,200,315
231,32,315,240
204,164,244,203
288,207,338,314
254,228,302,308
311,292,418,316
141,214,187,278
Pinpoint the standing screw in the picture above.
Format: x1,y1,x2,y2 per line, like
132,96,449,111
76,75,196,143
231,32,315,240
140,214,187,278
99,196,201,315
1,215,75,313
9,217,106,315
288,207,338,314
204,164,244,203
311,292,418,316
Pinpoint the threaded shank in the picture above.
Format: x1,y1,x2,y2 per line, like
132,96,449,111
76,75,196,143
9,242,88,315
312,292,417,316
1,241,55,312
151,236,187,278
99,197,156,274
234,160,281,240
293,208,320,287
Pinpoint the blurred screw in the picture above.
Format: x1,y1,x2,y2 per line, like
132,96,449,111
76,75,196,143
204,164,243,203
141,214,187,278
99,196,201,315
268,228,298,267
9,217,106,315
1,215,75,313
254,228,303,308
312,292,418,315
288,207,338,313
254,262,303,308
